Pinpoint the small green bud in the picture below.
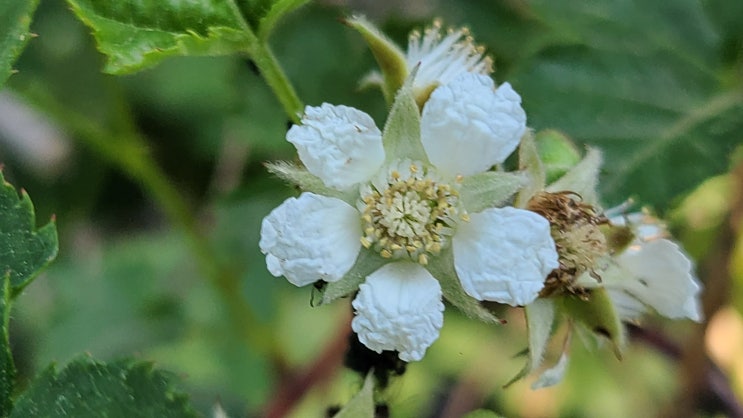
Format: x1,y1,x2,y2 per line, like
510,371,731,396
535,130,582,184
343,15,408,104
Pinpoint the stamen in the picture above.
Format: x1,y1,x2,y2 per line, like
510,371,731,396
359,161,464,265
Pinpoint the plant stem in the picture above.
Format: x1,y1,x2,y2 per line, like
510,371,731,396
248,38,304,124
31,87,276,356
228,0,304,123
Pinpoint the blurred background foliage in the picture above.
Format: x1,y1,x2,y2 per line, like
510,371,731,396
1,0,743,417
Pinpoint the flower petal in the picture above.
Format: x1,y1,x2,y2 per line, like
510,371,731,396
406,21,492,94
613,239,703,321
351,262,444,362
420,73,526,177
287,104,385,191
453,207,558,306
259,192,361,287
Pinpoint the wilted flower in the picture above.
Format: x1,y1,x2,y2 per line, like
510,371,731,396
260,73,558,361
578,212,703,322
510,133,703,388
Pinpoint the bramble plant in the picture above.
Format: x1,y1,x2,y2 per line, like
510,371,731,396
1,1,742,417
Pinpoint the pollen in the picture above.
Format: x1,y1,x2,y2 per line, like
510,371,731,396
360,161,463,265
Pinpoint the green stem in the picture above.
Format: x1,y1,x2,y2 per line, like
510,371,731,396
249,39,304,123
32,88,276,356
228,0,304,123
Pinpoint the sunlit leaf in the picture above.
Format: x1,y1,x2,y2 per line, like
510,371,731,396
11,359,198,417
0,0,38,87
66,0,253,74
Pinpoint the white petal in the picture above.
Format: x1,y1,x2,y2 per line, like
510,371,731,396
420,73,527,177
351,262,444,362
287,104,384,191
406,22,492,91
613,239,703,321
453,207,558,306
259,192,361,287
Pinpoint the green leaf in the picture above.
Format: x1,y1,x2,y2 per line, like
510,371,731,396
0,275,13,417
514,0,743,210
257,0,310,41
11,358,198,418
381,72,429,165
0,0,38,88
332,372,375,418
66,0,253,74
0,171,58,295
460,171,528,213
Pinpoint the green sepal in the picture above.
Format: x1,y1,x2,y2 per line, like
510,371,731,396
380,69,430,165
534,130,582,185
460,171,529,213
0,171,58,296
559,288,625,359
0,274,14,417
546,147,603,205
531,348,570,389
504,298,556,387
319,250,387,305
344,15,408,105
265,161,356,203
428,248,504,325
332,372,375,418
515,131,545,207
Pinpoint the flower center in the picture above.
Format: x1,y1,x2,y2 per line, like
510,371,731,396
526,191,609,298
360,161,464,265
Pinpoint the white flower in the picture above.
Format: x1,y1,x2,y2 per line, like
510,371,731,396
593,213,703,322
354,17,493,104
260,73,558,361
405,20,493,95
